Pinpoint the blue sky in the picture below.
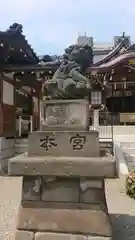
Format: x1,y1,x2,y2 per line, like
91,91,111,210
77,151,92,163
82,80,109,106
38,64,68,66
0,0,135,55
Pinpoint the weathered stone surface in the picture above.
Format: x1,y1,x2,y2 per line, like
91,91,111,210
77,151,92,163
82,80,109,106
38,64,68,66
28,130,100,157
41,99,89,131
0,137,14,150
41,178,79,202
22,176,41,201
21,201,106,211
17,205,112,236
80,179,104,203
87,238,111,240
0,148,14,160
8,154,117,178
15,230,34,240
35,232,87,240
35,232,111,240
80,179,103,190
80,188,105,204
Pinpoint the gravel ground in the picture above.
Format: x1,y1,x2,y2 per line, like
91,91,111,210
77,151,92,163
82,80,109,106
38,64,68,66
106,176,135,240
0,176,22,240
0,176,134,240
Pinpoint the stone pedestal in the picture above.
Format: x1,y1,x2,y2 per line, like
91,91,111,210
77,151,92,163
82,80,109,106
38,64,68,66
40,99,90,131
8,99,115,240
93,109,99,131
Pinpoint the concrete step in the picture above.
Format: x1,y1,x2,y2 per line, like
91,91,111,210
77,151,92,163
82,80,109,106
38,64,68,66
15,147,28,154
15,138,28,144
127,162,135,172
122,147,135,155
124,153,135,162
120,142,135,148
123,153,135,171
15,138,28,153
15,143,28,148
0,148,14,160
114,135,135,142
0,138,14,150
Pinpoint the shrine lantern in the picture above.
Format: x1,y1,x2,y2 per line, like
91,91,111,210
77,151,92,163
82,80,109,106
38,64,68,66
90,91,102,109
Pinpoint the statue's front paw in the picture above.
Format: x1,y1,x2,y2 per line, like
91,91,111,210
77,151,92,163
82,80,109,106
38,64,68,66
76,82,85,89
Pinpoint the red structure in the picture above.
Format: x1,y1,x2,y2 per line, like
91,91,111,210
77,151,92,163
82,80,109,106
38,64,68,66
87,38,135,124
0,23,41,137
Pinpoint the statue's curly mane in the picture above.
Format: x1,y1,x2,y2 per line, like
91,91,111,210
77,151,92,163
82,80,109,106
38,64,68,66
64,44,93,72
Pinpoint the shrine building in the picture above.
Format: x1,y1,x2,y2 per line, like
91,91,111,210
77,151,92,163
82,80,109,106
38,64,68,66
0,24,135,170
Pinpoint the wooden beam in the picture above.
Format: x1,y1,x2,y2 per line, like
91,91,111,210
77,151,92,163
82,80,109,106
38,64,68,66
1,73,40,97
108,80,135,84
0,73,3,104
1,64,58,72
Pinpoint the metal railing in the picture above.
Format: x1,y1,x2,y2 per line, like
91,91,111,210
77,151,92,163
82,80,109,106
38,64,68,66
89,125,113,140
89,112,114,140
16,115,33,137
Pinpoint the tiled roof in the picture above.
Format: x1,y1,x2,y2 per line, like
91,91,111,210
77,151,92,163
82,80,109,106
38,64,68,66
0,23,39,65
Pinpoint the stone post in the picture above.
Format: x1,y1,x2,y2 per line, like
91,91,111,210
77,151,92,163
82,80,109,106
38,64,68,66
93,109,99,131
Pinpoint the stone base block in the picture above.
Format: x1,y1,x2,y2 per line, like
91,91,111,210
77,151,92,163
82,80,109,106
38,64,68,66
15,230,34,240
22,176,41,201
0,147,14,159
15,147,28,154
8,154,116,178
22,176,105,204
35,232,111,240
0,138,15,172
15,230,112,240
17,205,112,237
21,201,106,211
80,188,105,204
28,130,100,158
40,99,90,131
0,137,14,151
41,178,79,202
15,138,28,154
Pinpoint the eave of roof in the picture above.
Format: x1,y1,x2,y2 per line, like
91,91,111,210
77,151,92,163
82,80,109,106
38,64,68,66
0,63,58,73
0,25,39,65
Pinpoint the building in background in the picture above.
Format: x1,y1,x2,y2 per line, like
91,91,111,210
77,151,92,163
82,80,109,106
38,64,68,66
76,34,131,63
77,33,93,46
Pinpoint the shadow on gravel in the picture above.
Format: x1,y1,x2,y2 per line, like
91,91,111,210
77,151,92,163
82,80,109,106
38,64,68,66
111,213,135,240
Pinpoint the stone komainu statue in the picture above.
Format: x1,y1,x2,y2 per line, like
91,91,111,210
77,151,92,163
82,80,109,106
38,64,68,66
44,44,93,98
